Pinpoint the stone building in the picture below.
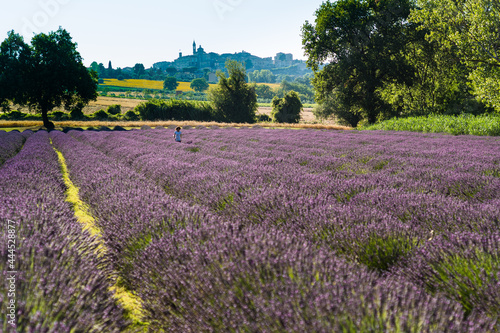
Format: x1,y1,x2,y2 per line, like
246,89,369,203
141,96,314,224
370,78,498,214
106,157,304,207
164,41,285,71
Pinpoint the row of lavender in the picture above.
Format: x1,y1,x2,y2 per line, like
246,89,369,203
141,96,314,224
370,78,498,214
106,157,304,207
62,128,499,331
0,130,28,166
0,131,127,331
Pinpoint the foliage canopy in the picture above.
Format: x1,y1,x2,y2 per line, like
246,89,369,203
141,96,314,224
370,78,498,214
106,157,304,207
163,76,179,91
208,60,257,123
190,78,209,92
304,0,499,125
0,28,98,129
271,91,303,123
410,0,500,112
302,0,418,126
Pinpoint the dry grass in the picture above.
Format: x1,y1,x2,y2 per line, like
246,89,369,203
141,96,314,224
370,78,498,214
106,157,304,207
89,96,145,108
0,119,352,131
83,96,145,115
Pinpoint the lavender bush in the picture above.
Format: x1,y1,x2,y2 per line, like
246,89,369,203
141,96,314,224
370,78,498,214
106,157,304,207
396,232,500,317
131,221,495,332
0,130,27,166
0,131,127,332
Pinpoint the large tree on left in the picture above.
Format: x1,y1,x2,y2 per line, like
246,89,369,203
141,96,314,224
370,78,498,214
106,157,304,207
0,28,97,129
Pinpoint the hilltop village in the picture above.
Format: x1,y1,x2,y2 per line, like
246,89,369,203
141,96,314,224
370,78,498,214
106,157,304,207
152,41,310,81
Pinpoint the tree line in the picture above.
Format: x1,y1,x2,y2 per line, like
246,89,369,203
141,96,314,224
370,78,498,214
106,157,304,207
303,0,500,127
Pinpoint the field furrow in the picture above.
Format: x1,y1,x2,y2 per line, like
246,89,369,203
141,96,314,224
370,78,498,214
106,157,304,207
52,143,147,330
48,132,219,313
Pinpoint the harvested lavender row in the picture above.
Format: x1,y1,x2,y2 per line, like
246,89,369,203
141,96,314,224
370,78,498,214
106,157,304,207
49,131,218,286
0,130,28,166
0,131,127,332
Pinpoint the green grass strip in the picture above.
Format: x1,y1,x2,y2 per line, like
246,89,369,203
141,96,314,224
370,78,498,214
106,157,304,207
51,141,148,330
362,114,500,136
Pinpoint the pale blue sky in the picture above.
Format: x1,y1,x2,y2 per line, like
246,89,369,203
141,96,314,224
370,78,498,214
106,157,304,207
0,0,324,68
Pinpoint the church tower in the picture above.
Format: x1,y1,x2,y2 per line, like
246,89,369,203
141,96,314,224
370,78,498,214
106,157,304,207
193,40,196,55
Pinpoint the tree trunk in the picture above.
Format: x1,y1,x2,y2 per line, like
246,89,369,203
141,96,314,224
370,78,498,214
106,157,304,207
41,107,55,131
365,83,378,125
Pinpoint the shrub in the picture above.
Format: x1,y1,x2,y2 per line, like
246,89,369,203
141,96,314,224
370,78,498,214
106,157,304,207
362,114,500,136
92,109,109,120
314,92,361,127
107,104,121,115
190,78,209,92
256,114,272,122
0,110,36,120
271,90,302,123
49,111,68,121
124,110,139,121
70,102,85,120
135,99,215,121
1,110,25,120
398,232,500,317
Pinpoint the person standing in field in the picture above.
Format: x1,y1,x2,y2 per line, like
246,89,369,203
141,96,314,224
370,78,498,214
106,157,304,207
173,126,182,142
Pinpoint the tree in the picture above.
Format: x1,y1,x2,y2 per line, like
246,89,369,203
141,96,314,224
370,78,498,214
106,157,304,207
166,67,177,76
302,0,418,125
0,28,98,129
163,76,179,91
133,63,145,78
107,60,114,78
275,80,314,102
208,60,257,123
190,78,209,92
0,31,27,109
97,63,106,78
90,61,100,74
410,0,500,112
248,69,276,83
376,33,480,117
271,91,302,123
253,84,274,100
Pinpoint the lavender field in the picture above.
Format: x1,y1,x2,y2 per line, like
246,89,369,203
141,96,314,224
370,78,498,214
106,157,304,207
1,127,500,332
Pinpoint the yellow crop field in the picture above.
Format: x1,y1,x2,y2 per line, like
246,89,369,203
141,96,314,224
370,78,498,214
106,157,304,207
259,83,280,89
102,79,163,89
101,79,216,92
